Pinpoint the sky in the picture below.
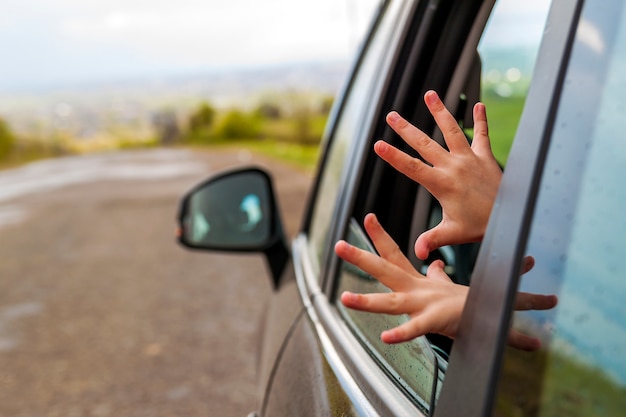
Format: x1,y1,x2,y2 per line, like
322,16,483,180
0,0,380,91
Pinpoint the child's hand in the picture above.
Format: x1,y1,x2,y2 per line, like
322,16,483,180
335,213,557,351
377,90,503,260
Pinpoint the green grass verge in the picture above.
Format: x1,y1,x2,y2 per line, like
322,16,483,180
205,139,321,173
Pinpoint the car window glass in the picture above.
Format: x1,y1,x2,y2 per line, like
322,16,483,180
336,219,440,413
307,1,395,278
496,2,626,415
477,0,550,164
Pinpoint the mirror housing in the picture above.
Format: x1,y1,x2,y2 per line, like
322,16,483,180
177,167,289,287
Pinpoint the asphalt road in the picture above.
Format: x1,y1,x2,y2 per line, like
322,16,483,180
0,148,313,417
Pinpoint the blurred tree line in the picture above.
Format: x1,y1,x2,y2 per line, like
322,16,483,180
0,92,335,169
0,115,73,168
154,93,334,147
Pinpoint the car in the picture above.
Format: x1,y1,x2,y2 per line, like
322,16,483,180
176,0,626,415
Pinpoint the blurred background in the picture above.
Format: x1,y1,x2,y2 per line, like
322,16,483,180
0,1,379,416
0,0,378,165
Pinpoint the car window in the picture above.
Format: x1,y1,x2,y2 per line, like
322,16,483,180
306,1,394,278
496,2,626,415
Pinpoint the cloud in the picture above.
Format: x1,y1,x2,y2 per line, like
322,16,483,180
57,1,364,66
0,0,378,89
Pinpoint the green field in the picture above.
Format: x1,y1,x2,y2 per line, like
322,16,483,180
209,139,321,173
481,94,526,166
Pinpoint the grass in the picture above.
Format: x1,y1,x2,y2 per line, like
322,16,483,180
0,134,162,172
495,345,626,416
0,144,68,171
482,95,527,165
208,138,321,173
0,136,321,175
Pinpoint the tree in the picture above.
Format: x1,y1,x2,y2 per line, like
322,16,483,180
255,102,282,120
188,102,216,132
215,109,261,140
0,117,16,160
293,106,314,145
319,95,335,115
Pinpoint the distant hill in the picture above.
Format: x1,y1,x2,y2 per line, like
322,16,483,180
0,61,351,104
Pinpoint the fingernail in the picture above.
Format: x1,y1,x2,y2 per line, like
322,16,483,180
365,212,378,223
424,90,438,105
387,111,399,123
374,140,388,155
341,291,356,303
381,330,398,344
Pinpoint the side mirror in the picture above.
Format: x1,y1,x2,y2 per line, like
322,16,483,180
177,167,288,287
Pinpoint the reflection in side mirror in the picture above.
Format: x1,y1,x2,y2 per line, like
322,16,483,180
181,171,272,249
177,167,289,287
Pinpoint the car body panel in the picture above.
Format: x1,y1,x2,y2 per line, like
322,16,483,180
255,264,304,412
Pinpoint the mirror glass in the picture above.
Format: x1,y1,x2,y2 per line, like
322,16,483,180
182,171,272,249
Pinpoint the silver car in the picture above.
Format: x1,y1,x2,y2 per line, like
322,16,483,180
178,0,626,415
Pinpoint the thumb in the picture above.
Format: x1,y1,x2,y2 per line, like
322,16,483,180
414,227,445,260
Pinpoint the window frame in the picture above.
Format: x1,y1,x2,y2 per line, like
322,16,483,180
307,0,507,414
322,0,497,412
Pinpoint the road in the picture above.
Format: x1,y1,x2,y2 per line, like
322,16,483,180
0,148,313,417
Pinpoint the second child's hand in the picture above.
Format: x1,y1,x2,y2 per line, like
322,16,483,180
335,213,558,351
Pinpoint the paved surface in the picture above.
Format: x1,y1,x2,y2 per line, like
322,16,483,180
0,148,313,417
